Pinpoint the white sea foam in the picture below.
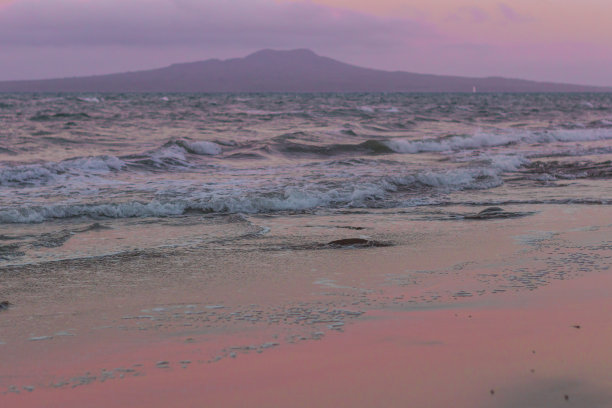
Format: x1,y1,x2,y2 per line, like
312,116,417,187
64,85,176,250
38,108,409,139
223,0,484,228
489,156,524,172
485,154,529,172
388,167,503,191
150,145,188,165
0,155,125,186
179,140,222,155
385,129,612,154
0,200,187,223
77,97,101,103
357,105,401,113
145,140,221,167
61,155,125,172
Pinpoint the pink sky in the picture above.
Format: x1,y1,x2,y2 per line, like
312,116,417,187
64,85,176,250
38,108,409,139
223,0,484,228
0,0,610,85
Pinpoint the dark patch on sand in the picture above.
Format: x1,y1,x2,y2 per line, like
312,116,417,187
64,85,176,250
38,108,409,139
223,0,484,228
80,223,112,232
323,238,392,248
464,207,534,220
494,378,612,408
335,226,366,230
31,230,74,248
279,237,393,251
0,301,11,311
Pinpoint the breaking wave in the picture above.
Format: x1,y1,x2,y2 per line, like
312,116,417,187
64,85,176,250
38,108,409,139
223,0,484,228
173,140,222,155
0,162,515,223
0,155,125,186
0,139,222,185
385,129,612,154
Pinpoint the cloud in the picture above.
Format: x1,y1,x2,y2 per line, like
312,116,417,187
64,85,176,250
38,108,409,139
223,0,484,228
0,0,436,48
497,3,531,23
447,6,489,24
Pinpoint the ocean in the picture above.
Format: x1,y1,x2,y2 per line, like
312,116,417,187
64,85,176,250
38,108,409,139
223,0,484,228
1,92,611,265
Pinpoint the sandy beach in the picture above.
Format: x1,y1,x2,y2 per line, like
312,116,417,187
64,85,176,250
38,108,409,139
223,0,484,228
1,204,610,407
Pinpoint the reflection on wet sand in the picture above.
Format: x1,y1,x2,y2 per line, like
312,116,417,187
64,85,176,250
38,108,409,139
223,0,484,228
0,205,610,407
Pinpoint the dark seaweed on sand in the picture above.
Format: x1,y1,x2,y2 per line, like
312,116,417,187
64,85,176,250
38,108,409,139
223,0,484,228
464,207,535,220
324,238,392,248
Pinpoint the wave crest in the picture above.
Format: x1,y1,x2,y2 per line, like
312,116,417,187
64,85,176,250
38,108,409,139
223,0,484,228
385,129,612,154
0,155,125,186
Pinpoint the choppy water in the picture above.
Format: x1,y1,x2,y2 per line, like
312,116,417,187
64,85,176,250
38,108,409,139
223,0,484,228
1,93,611,264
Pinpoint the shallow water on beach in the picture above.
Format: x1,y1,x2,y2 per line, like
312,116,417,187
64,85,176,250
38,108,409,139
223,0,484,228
0,204,610,407
1,93,611,265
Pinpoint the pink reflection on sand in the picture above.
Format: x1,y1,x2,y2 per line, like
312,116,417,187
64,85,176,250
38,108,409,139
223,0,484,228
2,206,611,407
4,270,612,408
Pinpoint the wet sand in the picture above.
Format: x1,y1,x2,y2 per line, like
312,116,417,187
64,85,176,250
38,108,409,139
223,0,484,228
1,205,611,407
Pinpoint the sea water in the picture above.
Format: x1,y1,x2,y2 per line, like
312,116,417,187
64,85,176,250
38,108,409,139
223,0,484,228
1,93,610,264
